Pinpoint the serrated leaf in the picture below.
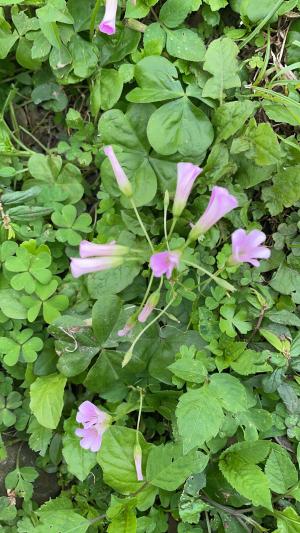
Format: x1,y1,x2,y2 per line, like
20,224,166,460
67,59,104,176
176,385,224,454
209,373,249,413
265,447,298,494
219,454,272,510
146,443,208,490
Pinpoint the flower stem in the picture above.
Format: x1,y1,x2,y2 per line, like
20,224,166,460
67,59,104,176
122,294,177,367
136,387,144,438
168,217,178,240
138,274,154,311
130,199,154,252
90,0,101,40
183,260,236,292
164,192,170,250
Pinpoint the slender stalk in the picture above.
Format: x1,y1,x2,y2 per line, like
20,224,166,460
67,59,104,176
122,295,177,367
90,0,101,40
168,217,178,240
130,199,154,252
164,191,170,250
19,125,51,154
205,511,212,533
138,274,154,312
1,120,35,154
253,26,271,86
183,260,236,292
136,387,144,438
239,0,284,49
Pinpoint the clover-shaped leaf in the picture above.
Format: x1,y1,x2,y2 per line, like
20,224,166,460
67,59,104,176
5,243,52,294
0,329,43,366
21,280,69,324
51,204,92,245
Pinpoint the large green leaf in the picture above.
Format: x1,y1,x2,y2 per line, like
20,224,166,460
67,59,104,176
62,416,97,482
147,97,214,158
127,56,184,103
92,295,122,345
166,28,206,62
209,373,249,413
146,442,208,490
202,37,241,100
98,426,152,494
265,446,298,494
30,373,66,429
176,385,224,454
213,100,257,141
219,441,272,510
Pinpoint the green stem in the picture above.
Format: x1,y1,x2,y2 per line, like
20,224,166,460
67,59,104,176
19,125,51,154
130,199,154,252
164,191,170,250
1,120,35,154
168,217,178,240
136,387,144,442
205,511,212,533
122,295,177,367
0,150,31,158
239,0,284,49
90,0,101,41
138,274,154,312
253,26,271,86
183,260,236,292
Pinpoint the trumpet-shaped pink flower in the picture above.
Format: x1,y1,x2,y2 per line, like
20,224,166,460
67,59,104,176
75,401,111,452
150,250,180,279
99,0,118,35
117,322,134,337
189,186,238,240
138,290,160,323
104,146,133,197
231,229,271,267
70,256,123,278
79,240,128,258
134,443,143,481
173,162,203,218
117,315,136,337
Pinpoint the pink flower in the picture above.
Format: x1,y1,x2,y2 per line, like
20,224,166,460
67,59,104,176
103,146,133,197
79,240,128,258
75,401,111,452
173,162,203,218
138,290,160,323
117,323,134,337
150,251,180,279
231,229,271,267
99,0,118,35
134,443,143,481
118,314,136,337
189,186,238,240
70,256,123,278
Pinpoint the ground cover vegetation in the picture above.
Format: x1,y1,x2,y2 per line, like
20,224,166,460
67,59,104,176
1,0,300,531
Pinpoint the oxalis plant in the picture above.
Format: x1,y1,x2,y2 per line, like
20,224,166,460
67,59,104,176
1,0,300,531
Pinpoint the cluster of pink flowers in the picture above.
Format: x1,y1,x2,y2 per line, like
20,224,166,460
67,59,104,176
70,146,270,328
